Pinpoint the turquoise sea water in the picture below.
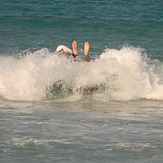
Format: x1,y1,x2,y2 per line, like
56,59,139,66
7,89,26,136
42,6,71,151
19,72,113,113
0,0,163,163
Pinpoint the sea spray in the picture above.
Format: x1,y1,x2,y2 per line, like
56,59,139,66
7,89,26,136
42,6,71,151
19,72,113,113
0,46,162,101
98,46,162,100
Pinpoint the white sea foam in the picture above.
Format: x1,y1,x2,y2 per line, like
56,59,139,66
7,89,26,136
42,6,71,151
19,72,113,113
0,46,162,101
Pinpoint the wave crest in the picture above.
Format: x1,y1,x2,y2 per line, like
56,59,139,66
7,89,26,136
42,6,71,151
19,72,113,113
0,46,162,101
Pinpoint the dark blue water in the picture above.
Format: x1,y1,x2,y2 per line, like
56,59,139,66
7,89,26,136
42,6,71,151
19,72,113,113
0,0,163,56
0,1,163,163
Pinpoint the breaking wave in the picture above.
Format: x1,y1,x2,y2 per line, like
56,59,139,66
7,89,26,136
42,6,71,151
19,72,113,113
0,46,162,101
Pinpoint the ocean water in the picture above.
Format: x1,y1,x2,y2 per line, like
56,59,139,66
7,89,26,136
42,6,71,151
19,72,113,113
0,0,163,162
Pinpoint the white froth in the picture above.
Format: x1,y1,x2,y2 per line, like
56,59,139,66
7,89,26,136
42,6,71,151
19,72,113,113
0,46,162,101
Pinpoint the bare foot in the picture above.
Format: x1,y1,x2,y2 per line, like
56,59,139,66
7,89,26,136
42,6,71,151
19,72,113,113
84,42,90,56
84,42,91,62
72,41,78,56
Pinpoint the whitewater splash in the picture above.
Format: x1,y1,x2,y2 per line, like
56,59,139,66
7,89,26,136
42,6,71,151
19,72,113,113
0,46,162,101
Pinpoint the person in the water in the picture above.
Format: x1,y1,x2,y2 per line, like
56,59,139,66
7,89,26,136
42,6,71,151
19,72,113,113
56,41,91,62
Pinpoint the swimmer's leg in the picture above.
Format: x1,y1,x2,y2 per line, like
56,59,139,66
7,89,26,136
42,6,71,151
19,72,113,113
84,42,91,62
